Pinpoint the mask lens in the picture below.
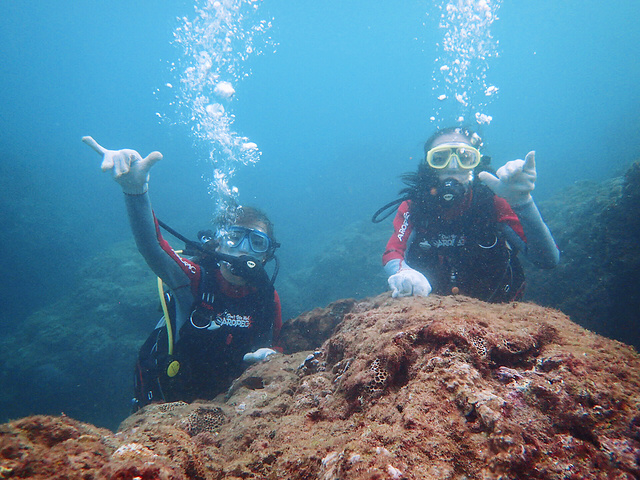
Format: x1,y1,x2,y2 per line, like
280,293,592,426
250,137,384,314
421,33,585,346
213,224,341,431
249,231,270,253
224,227,270,254
428,148,452,168
427,144,481,170
456,147,480,169
225,228,245,247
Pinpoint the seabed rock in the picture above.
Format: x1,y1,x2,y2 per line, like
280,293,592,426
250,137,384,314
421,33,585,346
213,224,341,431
2,294,640,479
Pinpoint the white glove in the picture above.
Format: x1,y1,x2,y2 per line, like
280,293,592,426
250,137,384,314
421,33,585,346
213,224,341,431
243,348,277,364
388,267,432,298
82,136,163,194
478,151,536,207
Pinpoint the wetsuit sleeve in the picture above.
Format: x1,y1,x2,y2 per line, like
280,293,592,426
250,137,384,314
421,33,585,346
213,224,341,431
496,197,559,269
271,290,283,353
382,201,413,272
124,192,202,296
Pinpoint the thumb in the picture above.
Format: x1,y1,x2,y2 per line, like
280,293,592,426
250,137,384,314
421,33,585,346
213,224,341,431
478,170,501,194
140,151,163,170
523,151,536,174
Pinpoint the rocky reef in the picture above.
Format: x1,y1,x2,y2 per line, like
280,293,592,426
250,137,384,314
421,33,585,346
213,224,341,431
2,294,639,479
525,162,640,350
0,242,159,430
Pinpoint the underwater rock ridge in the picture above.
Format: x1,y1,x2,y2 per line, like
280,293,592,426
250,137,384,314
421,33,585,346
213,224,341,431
1,294,640,479
524,161,640,351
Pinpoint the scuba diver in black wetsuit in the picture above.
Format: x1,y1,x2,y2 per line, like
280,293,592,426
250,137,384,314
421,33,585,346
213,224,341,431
374,127,559,302
83,136,282,409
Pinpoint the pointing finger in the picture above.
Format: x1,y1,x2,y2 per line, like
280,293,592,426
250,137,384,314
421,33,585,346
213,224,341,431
82,136,107,156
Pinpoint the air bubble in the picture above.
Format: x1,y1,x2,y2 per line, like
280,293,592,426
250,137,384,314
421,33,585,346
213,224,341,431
169,0,274,222
429,0,502,127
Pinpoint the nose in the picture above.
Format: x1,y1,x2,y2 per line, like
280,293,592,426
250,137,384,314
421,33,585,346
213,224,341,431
237,236,251,253
448,154,460,169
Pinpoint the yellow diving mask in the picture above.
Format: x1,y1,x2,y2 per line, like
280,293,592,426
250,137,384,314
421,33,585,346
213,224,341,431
425,143,482,170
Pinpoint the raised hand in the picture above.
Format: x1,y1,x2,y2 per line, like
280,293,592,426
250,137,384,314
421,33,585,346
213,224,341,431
478,151,537,207
82,136,163,194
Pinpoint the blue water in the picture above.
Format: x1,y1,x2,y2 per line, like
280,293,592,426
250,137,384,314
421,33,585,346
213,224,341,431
1,0,639,322
2,0,638,319
0,1,639,426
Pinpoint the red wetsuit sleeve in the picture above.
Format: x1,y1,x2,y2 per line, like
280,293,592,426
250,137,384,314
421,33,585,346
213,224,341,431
382,200,413,265
494,197,526,242
272,290,283,353
152,214,202,298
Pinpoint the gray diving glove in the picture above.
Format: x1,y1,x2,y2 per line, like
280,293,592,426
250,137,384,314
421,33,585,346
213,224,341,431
243,348,277,364
82,136,163,194
478,151,537,207
386,260,432,298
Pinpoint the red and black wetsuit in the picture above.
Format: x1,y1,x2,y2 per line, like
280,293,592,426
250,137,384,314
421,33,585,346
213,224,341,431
383,184,559,302
124,191,282,406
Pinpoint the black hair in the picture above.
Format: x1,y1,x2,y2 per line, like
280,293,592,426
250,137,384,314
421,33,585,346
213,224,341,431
423,125,484,154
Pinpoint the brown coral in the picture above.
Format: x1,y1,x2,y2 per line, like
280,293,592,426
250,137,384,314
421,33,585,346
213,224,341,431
181,406,226,436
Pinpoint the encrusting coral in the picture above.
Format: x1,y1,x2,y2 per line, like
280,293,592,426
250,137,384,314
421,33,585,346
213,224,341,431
1,294,639,479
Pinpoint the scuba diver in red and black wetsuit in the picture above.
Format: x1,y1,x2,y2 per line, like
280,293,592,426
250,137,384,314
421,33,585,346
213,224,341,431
83,136,282,409
374,127,559,302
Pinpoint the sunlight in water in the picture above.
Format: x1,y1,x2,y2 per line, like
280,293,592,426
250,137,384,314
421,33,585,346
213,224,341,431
167,0,274,222
430,0,502,127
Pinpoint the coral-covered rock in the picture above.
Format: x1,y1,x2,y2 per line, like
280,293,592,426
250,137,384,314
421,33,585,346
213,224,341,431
279,298,357,353
525,161,640,350
2,294,640,479
0,415,112,479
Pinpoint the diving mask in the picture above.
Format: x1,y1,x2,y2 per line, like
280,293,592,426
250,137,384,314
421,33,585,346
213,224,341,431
425,143,482,170
221,226,271,254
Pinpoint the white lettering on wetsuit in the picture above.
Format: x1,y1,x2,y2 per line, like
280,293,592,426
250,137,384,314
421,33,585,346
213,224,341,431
177,254,197,274
431,234,466,248
397,211,410,241
216,311,253,328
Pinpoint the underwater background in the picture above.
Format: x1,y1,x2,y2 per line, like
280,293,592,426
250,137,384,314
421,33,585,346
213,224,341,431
1,0,639,429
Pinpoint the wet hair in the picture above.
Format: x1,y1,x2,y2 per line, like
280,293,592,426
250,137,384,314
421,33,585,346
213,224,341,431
230,205,276,242
423,126,484,155
199,205,277,257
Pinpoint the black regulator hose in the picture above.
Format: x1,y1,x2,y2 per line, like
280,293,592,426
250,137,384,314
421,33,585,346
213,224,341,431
156,219,205,254
371,197,408,223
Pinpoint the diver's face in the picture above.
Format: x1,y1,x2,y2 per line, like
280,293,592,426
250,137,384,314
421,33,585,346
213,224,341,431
217,221,269,285
430,133,474,185
218,221,269,259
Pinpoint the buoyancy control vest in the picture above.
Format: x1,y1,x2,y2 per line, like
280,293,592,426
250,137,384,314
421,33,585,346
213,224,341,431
405,184,525,303
134,263,276,407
